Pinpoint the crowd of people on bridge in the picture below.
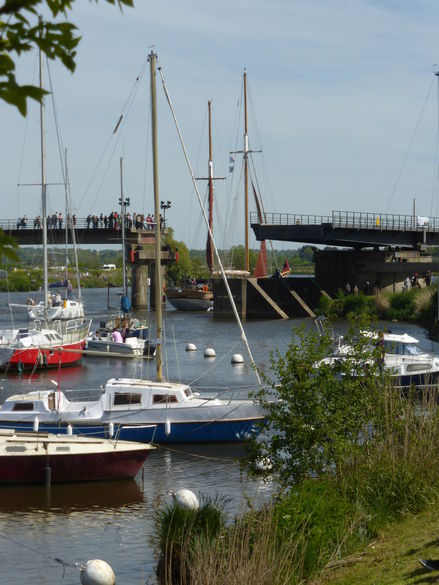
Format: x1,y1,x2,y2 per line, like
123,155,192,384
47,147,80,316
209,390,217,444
14,210,165,231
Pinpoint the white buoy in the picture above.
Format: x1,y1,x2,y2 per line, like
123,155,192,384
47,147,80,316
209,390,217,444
108,422,114,439
169,488,199,510
80,559,115,585
66,424,73,436
33,416,39,432
185,343,197,351
165,419,171,436
204,347,216,358
231,353,244,364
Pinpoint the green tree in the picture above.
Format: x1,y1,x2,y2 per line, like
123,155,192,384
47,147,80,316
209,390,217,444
0,228,19,263
164,228,192,285
250,319,385,487
0,0,133,115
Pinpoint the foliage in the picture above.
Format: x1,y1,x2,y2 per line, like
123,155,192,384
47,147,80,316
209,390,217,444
318,291,376,319
164,228,192,285
0,0,133,115
0,228,19,263
249,318,384,487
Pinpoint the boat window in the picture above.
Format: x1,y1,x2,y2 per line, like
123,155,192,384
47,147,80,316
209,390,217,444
12,402,34,411
153,394,178,404
406,363,430,372
405,344,424,356
5,445,26,452
113,392,142,406
55,446,71,452
48,393,56,411
184,388,192,397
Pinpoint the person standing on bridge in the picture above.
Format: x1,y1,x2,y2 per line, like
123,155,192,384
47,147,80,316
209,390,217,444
58,212,63,229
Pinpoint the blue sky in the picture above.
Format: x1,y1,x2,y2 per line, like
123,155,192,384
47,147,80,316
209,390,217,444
2,0,439,250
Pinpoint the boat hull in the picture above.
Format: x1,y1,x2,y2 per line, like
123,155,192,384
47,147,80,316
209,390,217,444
4,340,86,371
0,417,263,444
166,289,213,311
0,449,149,484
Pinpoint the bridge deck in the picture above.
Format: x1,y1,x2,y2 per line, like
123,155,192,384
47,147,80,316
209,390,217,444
251,210,439,248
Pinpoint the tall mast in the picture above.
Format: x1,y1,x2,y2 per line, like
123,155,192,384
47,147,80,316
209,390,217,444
39,20,48,320
149,51,163,382
207,100,214,273
243,69,249,272
120,157,127,297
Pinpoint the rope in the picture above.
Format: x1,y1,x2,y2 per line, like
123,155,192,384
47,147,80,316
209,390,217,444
158,443,240,463
0,531,83,575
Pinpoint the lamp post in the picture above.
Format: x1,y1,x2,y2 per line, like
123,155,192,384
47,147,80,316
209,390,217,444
160,200,171,228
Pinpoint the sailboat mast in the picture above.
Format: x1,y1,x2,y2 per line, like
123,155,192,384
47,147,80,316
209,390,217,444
149,51,163,381
120,157,127,297
207,100,214,273
39,30,48,317
243,69,249,273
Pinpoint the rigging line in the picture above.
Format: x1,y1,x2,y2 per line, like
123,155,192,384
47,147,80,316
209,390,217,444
385,77,435,213
0,530,82,570
46,57,67,186
170,321,181,383
77,59,148,212
430,74,439,218
158,443,240,463
158,64,261,385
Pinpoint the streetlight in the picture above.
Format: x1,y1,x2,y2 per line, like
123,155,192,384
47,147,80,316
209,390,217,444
160,200,171,228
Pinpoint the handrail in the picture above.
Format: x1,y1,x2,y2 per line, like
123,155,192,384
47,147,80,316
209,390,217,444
250,210,439,233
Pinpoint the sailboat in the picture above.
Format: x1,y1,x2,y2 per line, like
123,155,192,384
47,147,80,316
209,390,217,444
0,38,90,371
165,100,217,312
0,52,266,442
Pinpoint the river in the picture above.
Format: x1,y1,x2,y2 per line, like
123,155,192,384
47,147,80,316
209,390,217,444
0,288,437,584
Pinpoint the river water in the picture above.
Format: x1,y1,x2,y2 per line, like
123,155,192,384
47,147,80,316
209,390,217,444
0,288,438,584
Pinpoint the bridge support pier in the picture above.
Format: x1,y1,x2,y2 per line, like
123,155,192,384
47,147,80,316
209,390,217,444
131,264,149,311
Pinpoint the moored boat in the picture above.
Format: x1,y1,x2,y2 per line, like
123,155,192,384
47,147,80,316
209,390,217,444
0,429,155,484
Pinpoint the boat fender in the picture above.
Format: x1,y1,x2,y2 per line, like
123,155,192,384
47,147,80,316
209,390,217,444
43,353,48,367
80,559,116,585
165,419,171,436
204,347,216,358
185,343,197,352
231,353,244,364
168,488,199,510
17,360,23,373
38,351,44,365
66,424,73,436
33,416,39,432
108,422,114,439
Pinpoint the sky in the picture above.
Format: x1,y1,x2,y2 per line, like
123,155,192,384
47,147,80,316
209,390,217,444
2,0,439,251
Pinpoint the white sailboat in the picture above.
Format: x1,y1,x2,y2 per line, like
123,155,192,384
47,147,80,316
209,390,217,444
0,34,90,371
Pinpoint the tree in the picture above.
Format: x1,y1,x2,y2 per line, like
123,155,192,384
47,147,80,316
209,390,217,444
0,228,19,263
164,228,192,285
0,0,133,115
249,319,385,488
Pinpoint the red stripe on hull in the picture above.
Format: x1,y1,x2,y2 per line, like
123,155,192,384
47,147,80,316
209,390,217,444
7,340,86,370
0,449,150,483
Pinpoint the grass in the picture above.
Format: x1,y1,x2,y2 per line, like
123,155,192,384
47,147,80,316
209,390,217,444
319,502,439,584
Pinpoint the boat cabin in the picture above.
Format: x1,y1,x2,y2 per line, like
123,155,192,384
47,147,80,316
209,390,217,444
103,378,195,410
382,333,425,357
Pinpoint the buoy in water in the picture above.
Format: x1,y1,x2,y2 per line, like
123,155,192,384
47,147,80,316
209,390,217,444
231,353,244,364
168,488,199,510
80,559,116,585
204,348,216,358
185,343,197,351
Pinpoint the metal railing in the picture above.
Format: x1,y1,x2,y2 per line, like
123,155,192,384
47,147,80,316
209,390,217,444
251,210,439,233
0,218,164,232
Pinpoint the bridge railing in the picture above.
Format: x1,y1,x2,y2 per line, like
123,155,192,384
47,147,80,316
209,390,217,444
0,217,164,232
251,210,439,232
331,211,439,232
250,212,331,225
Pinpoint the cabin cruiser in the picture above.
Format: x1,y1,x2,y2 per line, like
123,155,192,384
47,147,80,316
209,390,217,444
0,377,266,443
322,331,439,386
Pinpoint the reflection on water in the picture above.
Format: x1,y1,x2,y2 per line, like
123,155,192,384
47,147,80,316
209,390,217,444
0,479,143,513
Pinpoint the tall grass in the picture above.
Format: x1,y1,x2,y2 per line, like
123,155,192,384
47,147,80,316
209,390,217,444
154,385,439,585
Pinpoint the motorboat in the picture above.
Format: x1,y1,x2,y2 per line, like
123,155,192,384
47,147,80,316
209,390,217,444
0,319,91,371
166,286,213,311
0,379,266,443
320,330,439,386
0,428,154,484
86,332,155,358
